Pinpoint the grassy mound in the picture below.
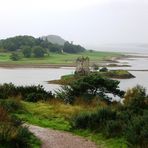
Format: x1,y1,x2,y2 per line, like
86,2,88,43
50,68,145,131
49,70,135,85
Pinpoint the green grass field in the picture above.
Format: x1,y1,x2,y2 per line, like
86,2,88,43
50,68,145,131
0,51,121,65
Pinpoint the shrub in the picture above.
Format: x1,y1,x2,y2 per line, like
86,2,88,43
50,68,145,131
0,107,9,122
10,53,21,61
0,83,16,99
0,124,33,148
104,120,123,138
71,107,117,131
0,99,23,112
0,83,54,102
123,86,147,114
0,107,35,148
124,113,148,148
71,112,91,129
16,85,53,101
55,86,75,104
26,93,46,102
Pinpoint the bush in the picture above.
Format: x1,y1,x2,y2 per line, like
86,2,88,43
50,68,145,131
0,107,35,148
124,113,148,148
104,120,123,138
124,85,147,114
0,83,54,102
71,107,117,130
55,86,75,104
0,83,16,99
16,85,53,101
10,53,21,61
33,46,45,57
0,107,9,122
0,99,23,112
26,93,46,102
0,124,33,148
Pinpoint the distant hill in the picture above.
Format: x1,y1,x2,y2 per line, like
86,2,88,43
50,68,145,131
41,35,66,45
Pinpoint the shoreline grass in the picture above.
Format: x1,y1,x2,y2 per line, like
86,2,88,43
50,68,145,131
15,101,127,148
0,51,122,66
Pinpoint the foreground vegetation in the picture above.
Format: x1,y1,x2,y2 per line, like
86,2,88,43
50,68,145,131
0,73,147,148
0,99,41,148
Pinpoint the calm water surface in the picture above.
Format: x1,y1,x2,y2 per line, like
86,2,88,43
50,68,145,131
0,68,74,92
0,52,147,92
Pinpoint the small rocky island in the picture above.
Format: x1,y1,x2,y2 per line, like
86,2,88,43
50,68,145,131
49,57,135,85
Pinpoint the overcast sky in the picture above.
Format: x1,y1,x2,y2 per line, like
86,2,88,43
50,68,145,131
0,0,148,47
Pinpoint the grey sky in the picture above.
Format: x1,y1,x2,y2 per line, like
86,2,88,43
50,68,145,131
0,0,148,47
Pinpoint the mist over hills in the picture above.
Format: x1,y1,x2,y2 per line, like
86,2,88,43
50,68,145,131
41,35,66,45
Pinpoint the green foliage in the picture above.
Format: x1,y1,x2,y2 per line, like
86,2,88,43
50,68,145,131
16,85,53,101
125,113,148,148
103,70,135,79
56,74,124,104
0,50,121,65
10,52,21,61
0,36,86,55
63,41,85,53
71,108,117,130
0,36,36,51
70,85,148,148
0,107,40,148
0,83,17,99
0,99,23,112
104,120,123,138
0,83,53,102
22,46,32,58
123,85,147,115
50,44,62,53
26,93,47,102
33,46,45,57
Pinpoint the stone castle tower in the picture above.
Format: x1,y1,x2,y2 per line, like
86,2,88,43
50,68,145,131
75,57,90,75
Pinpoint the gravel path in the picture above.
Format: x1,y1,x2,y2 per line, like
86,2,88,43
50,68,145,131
28,125,97,148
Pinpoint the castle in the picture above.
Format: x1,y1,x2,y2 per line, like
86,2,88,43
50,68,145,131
75,57,90,75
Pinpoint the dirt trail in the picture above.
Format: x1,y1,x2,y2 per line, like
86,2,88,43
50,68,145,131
28,125,97,148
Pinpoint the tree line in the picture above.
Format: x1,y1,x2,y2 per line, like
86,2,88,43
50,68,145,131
0,36,86,58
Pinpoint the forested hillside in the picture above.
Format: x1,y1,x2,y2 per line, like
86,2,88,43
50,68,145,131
0,35,86,54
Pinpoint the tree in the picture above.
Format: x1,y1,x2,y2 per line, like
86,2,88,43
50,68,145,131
70,74,124,97
56,74,124,104
63,41,85,53
0,36,36,51
50,44,62,53
33,46,45,58
10,53,20,61
22,46,32,58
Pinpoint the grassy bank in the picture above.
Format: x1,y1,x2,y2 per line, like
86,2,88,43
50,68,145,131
15,101,127,148
0,83,147,148
0,51,122,66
